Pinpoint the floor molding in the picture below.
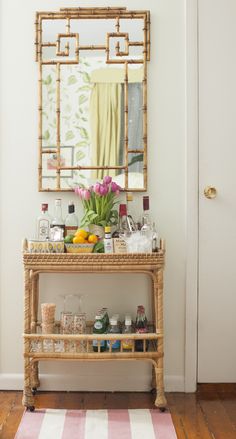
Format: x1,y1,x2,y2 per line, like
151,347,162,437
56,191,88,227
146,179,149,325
0,373,185,392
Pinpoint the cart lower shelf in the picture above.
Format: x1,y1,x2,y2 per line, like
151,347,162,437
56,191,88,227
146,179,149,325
23,331,167,410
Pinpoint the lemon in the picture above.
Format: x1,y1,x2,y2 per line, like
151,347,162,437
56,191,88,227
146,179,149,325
88,234,98,244
73,235,86,244
75,229,89,239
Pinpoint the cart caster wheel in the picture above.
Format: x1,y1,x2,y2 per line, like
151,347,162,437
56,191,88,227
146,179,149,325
150,388,156,394
159,407,166,412
27,406,35,412
31,388,37,395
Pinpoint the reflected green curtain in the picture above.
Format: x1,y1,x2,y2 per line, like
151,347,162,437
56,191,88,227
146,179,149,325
90,83,121,179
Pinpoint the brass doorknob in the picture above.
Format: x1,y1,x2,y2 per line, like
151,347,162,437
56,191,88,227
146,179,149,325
204,186,217,199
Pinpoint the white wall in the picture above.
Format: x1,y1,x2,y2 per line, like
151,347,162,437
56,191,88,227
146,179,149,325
0,0,186,391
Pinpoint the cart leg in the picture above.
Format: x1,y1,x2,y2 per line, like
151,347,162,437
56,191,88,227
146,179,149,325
154,362,167,410
31,361,40,392
151,365,156,393
22,358,35,410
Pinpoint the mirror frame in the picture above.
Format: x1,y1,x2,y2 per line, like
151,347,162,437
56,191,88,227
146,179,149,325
35,6,150,192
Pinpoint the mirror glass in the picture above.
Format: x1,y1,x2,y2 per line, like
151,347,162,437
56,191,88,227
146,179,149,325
36,8,150,191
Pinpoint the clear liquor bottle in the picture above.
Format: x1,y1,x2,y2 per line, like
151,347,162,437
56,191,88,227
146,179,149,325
50,198,65,239
107,317,121,351
112,204,129,253
65,201,78,237
152,222,159,252
37,203,52,240
126,193,137,231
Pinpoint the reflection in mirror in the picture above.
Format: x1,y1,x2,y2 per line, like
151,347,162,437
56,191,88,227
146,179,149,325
36,8,150,191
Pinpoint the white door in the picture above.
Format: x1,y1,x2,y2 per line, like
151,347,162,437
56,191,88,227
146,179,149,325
198,0,236,381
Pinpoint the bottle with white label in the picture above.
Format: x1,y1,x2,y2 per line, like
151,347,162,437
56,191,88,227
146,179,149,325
112,204,129,253
37,203,52,240
50,198,65,239
107,317,121,351
92,315,106,352
104,226,113,253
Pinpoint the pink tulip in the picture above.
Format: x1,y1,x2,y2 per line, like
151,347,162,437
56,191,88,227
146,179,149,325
99,184,109,196
111,181,121,193
103,175,112,185
74,186,82,197
94,183,101,194
83,189,91,200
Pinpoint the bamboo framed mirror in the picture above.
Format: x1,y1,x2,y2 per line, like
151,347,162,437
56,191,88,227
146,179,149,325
35,7,150,192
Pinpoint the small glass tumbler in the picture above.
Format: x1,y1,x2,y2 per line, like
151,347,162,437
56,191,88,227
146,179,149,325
73,313,86,353
73,313,86,334
41,303,56,323
60,311,73,352
60,311,73,334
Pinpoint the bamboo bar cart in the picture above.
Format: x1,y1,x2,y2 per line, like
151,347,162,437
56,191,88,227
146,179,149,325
22,240,167,411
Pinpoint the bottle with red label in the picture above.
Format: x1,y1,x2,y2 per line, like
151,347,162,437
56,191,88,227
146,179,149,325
37,203,52,240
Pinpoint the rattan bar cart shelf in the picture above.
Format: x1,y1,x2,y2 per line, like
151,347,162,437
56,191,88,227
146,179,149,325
22,240,167,411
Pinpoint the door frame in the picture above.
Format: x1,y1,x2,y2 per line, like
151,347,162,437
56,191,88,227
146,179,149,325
185,0,199,392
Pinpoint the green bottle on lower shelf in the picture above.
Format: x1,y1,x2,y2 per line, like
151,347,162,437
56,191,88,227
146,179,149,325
92,315,106,352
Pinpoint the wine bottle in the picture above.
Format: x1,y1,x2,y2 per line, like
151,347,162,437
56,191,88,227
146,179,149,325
65,201,78,237
135,305,148,352
141,196,152,232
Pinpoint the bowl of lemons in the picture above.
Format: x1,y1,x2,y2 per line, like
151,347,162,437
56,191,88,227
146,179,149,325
64,229,99,253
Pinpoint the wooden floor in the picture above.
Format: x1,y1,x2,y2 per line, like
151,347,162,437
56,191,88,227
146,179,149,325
0,384,235,438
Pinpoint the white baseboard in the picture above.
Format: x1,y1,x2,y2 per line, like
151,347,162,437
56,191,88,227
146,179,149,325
164,375,185,392
0,373,184,392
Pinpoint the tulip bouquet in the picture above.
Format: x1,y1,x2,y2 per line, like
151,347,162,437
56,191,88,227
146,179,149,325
74,176,121,227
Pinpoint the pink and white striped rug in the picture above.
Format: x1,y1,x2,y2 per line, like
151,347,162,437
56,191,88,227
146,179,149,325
15,409,177,439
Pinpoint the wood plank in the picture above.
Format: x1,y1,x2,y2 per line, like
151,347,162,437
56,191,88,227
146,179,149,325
166,393,188,439
0,393,24,439
35,390,65,409
198,398,236,439
127,391,155,409
104,391,129,409
219,392,236,429
81,391,106,409
198,383,236,394
0,392,17,430
169,393,213,439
